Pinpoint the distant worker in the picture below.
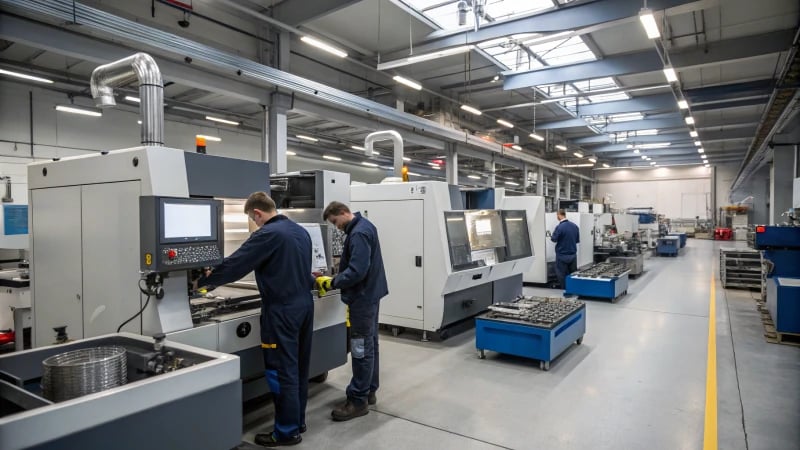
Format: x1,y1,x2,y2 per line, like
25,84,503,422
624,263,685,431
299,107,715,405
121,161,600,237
317,201,388,422
195,192,313,447
550,209,580,291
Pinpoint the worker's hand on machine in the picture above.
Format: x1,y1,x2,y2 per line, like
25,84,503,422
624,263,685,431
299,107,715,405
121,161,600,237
315,276,333,296
546,231,552,238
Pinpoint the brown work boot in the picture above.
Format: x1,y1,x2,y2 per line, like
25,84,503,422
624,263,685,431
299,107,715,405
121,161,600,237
368,391,377,406
331,399,369,422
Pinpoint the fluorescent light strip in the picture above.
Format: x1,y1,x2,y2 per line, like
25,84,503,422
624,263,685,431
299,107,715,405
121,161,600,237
55,105,102,117
403,157,411,162
633,149,640,154
555,145,567,151
504,181,519,186
361,161,379,167
497,119,514,128
461,104,482,115
286,151,297,156
377,45,473,70
393,75,422,91
663,67,678,83
0,68,54,83
685,116,695,125
300,36,347,58
296,134,319,142
407,172,421,176
690,130,699,138
323,155,342,161
641,155,648,160
511,144,522,151
573,152,584,158
563,163,595,168
468,175,481,180
588,157,597,163
603,163,611,168
125,96,141,103
529,132,545,141
695,141,702,146
540,98,564,104
639,9,661,39
196,134,221,142
206,115,239,126
698,148,704,153
650,161,656,165
351,145,365,151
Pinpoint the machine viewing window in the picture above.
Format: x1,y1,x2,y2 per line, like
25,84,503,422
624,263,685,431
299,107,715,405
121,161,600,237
501,211,533,260
159,198,219,244
464,210,505,250
444,212,475,270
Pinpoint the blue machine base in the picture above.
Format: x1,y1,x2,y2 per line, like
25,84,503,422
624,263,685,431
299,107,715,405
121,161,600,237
475,306,586,371
767,277,800,335
565,273,629,301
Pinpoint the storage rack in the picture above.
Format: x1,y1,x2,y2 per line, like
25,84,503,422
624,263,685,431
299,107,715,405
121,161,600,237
720,247,763,290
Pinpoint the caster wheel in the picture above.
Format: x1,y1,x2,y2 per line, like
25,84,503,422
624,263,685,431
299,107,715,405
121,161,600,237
310,371,328,383
478,350,485,359
539,360,550,371
576,337,583,345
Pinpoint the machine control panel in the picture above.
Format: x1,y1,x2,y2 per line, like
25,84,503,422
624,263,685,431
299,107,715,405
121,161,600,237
140,196,224,272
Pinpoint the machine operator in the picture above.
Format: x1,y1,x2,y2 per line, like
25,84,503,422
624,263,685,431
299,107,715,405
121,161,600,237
551,209,580,291
195,192,313,448
316,201,388,422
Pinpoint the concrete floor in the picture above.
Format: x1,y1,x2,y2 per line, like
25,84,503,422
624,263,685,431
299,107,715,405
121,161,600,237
242,239,800,449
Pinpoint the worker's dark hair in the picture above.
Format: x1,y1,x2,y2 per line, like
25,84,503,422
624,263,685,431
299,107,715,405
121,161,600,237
557,208,567,217
244,192,276,214
323,201,351,221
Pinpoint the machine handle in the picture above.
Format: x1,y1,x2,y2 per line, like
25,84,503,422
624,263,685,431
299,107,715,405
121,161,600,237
415,256,422,267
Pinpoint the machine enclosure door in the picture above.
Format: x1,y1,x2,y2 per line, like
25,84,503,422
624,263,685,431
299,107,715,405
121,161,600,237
353,199,423,322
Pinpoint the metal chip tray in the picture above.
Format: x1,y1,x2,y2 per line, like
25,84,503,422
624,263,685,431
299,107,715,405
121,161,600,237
572,262,630,279
485,296,584,329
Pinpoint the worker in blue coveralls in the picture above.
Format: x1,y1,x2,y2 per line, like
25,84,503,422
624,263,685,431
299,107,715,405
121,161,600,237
195,192,313,447
550,209,580,291
316,201,388,422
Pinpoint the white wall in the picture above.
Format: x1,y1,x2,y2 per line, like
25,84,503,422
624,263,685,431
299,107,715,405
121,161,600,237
595,166,712,218
0,80,394,191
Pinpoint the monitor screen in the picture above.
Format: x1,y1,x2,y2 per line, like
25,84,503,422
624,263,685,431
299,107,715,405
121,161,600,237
164,202,212,239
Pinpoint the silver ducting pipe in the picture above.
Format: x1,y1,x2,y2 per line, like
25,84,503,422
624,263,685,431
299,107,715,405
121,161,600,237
1,177,12,203
90,53,164,146
365,131,404,177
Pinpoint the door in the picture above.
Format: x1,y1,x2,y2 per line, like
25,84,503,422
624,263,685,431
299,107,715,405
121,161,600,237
31,187,83,346
82,181,142,336
352,200,424,321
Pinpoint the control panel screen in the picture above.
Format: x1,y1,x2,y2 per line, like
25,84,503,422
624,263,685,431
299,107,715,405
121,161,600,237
164,202,212,239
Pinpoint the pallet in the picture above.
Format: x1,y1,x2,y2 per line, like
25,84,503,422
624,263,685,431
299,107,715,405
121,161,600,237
761,312,800,347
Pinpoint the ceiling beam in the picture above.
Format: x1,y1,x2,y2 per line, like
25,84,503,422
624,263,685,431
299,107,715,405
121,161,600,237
536,118,590,130
382,0,700,60
575,132,691,145
578,93,677,116
503,29,795,89
690,97,768,112
695,115,761,130
601,116,686,133
699,127,757,142
589,144,698,153
268,0,362,27
684,79,774,104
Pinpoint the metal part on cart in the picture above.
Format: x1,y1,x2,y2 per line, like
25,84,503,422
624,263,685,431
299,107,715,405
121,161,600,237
572,262,629,279
0,333,241,450
487,296,584,328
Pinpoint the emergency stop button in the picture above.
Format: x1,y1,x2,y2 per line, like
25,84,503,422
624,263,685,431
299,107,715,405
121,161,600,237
167,249,177,260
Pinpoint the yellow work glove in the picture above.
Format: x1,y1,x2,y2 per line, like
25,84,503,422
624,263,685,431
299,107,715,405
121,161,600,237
315,276,333,296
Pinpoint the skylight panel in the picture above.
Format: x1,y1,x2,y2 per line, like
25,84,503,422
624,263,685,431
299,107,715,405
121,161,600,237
527,36,596,66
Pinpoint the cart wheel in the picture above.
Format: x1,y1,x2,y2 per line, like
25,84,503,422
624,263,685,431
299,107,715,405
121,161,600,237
539,360,550,371
391,327,400,337
576,337,583,345
478,349,485,359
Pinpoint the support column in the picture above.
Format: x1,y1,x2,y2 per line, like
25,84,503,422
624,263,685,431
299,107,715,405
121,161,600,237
278,31,290,70
565,176,571,200
446,143,458,185
537,166,544,197
522,163,530,192
486,160,496,188
771,147,795,224
579,179,584,201
555,173,561,205
267,91,292,175
260,106,269,163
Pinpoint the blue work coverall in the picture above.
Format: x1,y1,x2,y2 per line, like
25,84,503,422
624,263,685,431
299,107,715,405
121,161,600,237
551,218,580,290
331,212,388,406
200,215,314,440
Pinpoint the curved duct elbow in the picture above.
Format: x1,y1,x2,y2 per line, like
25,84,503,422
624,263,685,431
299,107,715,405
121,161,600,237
364,130,404,177
90,53,164,146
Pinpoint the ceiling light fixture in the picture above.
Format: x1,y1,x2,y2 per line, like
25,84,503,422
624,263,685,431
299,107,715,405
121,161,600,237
403,157,411,162
461,104,482,115
377,45,474,70
504,181,520,186
603,163,611,168
690,130,699,138
540,98,566,104
694,141,702,146
407,172,421,176
650,161,657,165
588,157,597,163
286,151,297,156
685,116,695,125
634,149,641,154
55,105,102,117
529,132,545,141
296,134,319,142
563,163,595,168
206,115,239,126
511,144,522,151
323,155,342,161
468,175,481,180
361,161,379,167
0,68,54,84
677,99,688,109
125,96,141,103
351,145,365,151
555,144,567,151
639,8,661,39
573,151,584,158
663,67,678,83
196,134,221,142
393,75,422,91
300,36,348,58
497,119,514,128
698,148,704,153
641,155,648,159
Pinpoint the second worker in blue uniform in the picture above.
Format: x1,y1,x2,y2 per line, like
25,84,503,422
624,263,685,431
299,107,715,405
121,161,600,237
551,209,581,291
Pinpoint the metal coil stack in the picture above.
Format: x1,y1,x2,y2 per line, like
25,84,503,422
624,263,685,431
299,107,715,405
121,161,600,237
41,346,128,402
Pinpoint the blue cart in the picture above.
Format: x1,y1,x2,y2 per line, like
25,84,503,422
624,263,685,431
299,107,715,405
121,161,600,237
656,236,680,256
565,272,629,301
668,232,687,248
476,304,586,371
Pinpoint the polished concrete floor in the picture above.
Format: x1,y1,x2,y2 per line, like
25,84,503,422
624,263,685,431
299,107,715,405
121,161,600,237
242,239,800,449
